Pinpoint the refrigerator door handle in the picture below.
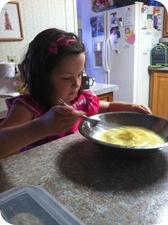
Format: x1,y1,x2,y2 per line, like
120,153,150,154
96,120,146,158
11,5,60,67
102,39,107,72
102,39,110,84
102,11,110,83
105,37,111,84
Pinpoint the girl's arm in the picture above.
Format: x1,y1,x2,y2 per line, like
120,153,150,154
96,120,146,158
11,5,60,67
98,100,152,114
0,117,48,156
0,103,83,156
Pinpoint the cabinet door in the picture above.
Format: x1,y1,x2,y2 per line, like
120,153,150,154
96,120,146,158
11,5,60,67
163,8,168,37
150,72,168,118
98,93,113,102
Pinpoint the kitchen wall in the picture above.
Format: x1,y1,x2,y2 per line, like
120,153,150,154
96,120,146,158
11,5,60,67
77,0,93,76
0,0,77,64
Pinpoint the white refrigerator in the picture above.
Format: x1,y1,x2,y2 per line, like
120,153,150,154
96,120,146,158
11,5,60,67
86,2,164,106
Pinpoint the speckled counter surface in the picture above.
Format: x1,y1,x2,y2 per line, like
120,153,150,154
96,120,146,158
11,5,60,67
0,110,7,119
148,66,168,71
90,83,118,95
0,98,8,119
1,132,168,225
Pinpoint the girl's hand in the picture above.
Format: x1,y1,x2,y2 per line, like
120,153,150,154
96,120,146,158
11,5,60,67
105,101,152,115
128,104,152,114
40,105,84,135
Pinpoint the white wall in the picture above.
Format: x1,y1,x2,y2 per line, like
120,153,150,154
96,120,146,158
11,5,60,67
0,0,77,64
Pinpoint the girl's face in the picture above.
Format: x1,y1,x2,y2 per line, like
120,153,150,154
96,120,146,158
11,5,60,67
49,52,85,105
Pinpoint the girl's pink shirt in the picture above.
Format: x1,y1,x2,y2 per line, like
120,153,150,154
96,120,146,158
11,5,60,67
5,89,99,151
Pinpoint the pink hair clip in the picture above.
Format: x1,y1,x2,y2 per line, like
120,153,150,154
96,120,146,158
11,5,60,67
48,36,77,55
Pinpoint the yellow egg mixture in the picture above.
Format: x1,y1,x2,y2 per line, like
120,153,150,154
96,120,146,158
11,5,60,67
98,126,164,147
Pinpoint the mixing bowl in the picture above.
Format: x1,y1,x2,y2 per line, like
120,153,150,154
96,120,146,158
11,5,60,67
78,112,168,158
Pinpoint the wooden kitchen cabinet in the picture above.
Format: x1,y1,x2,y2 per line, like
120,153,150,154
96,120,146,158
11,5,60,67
149,70,168,118
97,92,113,102
163,8,168,37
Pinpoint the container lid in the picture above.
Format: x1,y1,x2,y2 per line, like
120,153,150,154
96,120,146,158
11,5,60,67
0,185,84,225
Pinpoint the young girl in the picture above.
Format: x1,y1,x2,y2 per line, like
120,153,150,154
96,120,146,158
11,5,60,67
0,28,151,157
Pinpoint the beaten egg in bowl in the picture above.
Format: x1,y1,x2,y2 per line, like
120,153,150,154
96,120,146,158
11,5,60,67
79,112,168,157
97,126,164,147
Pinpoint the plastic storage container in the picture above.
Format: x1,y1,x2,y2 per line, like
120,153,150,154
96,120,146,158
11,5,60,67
0,185,84,225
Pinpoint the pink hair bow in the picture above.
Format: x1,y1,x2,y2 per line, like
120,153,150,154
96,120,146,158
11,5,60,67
48,37,76,55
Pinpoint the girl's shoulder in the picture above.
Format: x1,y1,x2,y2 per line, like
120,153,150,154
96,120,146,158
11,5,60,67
78,89,98,101
82,89,97,96
5,94,45,117
73,89,99,116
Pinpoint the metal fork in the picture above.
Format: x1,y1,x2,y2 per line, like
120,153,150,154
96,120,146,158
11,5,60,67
56,97,114,127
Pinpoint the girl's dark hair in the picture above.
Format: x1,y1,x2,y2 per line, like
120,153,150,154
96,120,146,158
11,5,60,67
19,28,85,110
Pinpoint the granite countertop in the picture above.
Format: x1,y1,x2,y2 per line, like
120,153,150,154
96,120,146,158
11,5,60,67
90,83,118,95
1,132,168,225
148,66,168,71
0,111,7,120
0,97,8,119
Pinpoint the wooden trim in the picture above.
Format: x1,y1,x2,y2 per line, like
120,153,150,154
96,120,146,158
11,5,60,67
98,92,113,102
149,71,154,110
0,1,23,41
163,8,168,37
